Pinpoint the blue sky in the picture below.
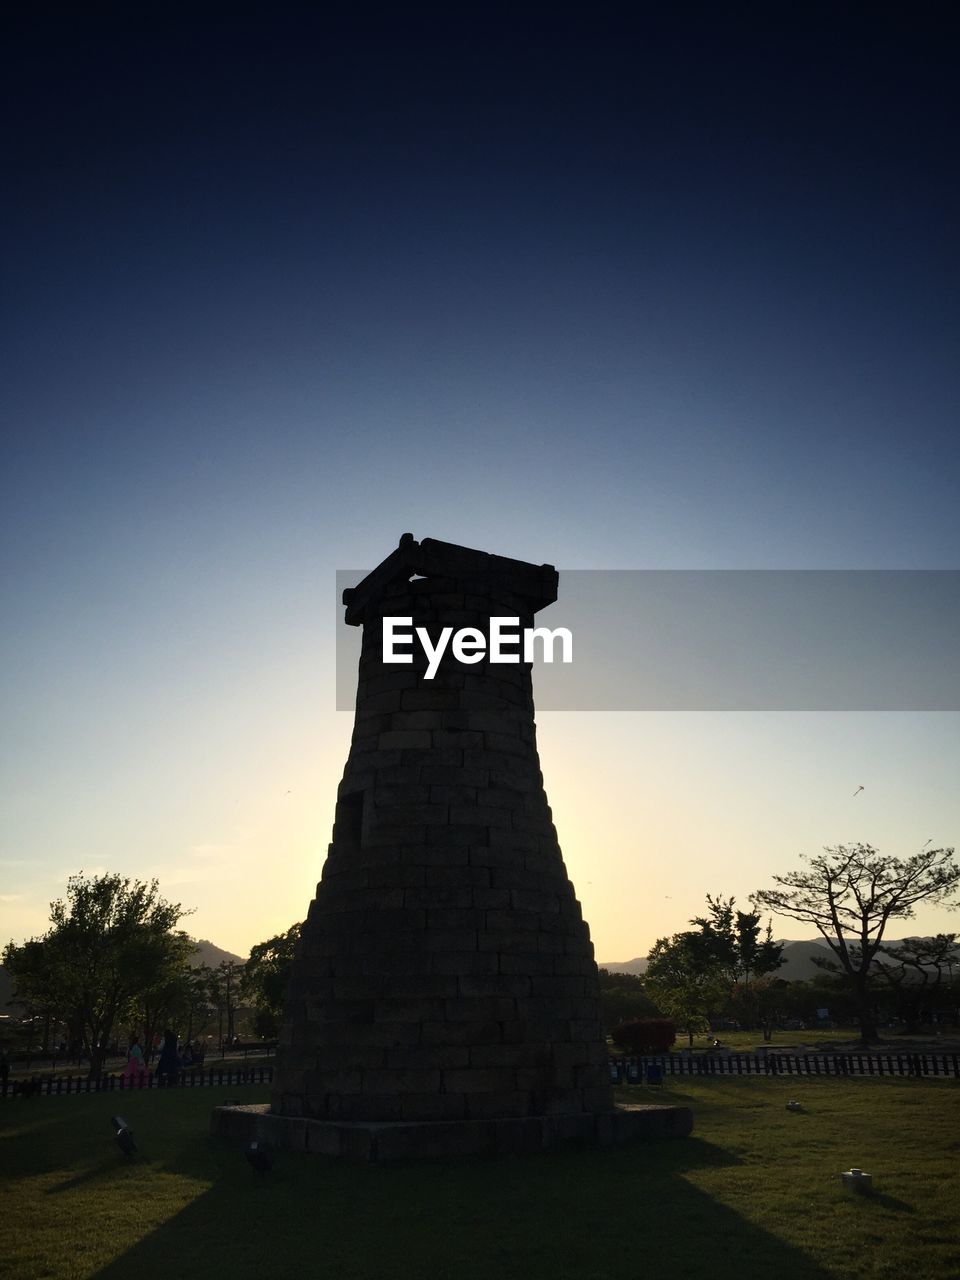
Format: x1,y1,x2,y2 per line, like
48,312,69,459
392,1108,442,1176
2,6,957,957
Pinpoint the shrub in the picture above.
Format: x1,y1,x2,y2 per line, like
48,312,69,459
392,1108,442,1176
611,1017,677,1054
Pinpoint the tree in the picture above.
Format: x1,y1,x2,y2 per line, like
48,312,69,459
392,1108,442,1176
1,937,66,1054
644,932,728,1046
689,894,784,1034
208,959,247,1048
596,969,663,1035
873,934,960,1031
4,873,191,1079
241,923,302,1038
134,945,206,1063
753,843,960,1044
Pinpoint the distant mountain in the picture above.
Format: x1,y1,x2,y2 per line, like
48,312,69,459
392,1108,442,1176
775,939,834,981
188,938,245,968
599,957,649,976
599,939,836,982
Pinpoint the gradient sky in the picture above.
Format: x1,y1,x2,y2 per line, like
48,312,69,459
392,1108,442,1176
2,6,958,961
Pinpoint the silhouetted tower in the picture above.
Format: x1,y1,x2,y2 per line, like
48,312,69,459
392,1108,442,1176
272,535,612,1123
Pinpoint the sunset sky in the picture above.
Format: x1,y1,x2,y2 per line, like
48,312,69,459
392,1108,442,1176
2,7,958,962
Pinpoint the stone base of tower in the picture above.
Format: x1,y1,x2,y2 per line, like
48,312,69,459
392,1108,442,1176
211,1101,693,1161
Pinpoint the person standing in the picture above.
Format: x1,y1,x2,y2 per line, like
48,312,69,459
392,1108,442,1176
155,1029,180,1087
123,1036,145,1086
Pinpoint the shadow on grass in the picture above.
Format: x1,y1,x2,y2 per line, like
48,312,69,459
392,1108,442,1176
87,1128,834,1280
864,1190,916,1214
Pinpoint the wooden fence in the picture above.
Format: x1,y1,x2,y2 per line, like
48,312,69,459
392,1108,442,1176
5,1052,958,1099
1,1065,274,1098
609,1051,960,1081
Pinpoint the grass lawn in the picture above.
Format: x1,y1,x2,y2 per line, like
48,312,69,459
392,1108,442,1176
1,1077,957,1280
638,1027,960,1054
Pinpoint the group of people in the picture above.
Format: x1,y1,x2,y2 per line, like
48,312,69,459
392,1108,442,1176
121,1031,206,1086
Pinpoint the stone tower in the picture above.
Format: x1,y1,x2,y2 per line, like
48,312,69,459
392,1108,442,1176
272,535,613,1130
213,536,692,1158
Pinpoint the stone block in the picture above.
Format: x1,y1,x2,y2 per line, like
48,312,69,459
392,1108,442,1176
385,1044,470,1070
391,709,447,733
400,689,449,710
313,1020,422,1048
365,670,419,696
374,765,423,786
581,1086,615,1113
363,1068,442,1094
484,907,540,933
421,1020,502,1045
419,929,480,953
373,784,431,806
427,824,488,846
465,1091,530,1119
429,784,479,806
426,907,488,931
374,1121,491,1161
469,1042,552,1068
378,730,432,750
443,1067,518,1093
316,1044,387,1070
332,976,384,1001
404,886,477,910
404,747,464,769
305,1122,343,1156
363,823,426,848
420,765,489,787
430,950,499,976
375,803,448,826
303,1067,363,1094
415,844,471,866
424,864,491,887
432,729,483,749
450,804,512,829
399,1093,469,1121
511,888,561,914
379,973,459,999
443,996,518,1022
363,864,427,889
545,1113,597,1145
483,829,545,849
373,997,445,1023
497,949,555,974
483,732,528,756
335,1094,405,1122
516,1066,572,1091
458,973,532,998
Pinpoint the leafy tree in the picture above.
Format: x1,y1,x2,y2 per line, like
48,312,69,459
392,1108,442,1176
644,932,728,1046
753,843,960,1044
4,873,191,1079
1,937,66,1053
134,947,206,1063
688,894,784,1033
690,895,784,985
241,923,302,1038
208,957,255,1047
596,969,662,1035
872,933,960,1031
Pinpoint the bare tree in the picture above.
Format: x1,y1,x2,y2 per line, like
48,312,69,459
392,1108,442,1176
752,843,959,1043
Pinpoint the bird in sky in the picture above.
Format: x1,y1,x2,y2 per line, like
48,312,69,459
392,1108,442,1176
853,786,865,797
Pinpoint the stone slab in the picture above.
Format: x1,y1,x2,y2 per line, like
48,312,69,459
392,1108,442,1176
210,1102,693,1162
